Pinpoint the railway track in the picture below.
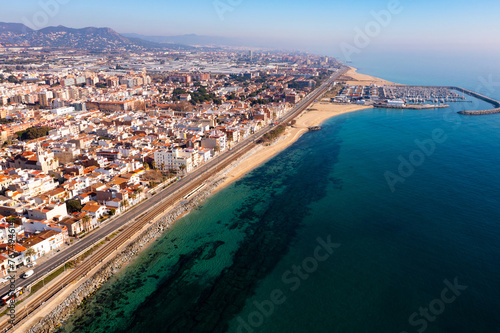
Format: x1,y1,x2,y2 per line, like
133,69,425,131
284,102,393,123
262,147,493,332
0,68,346,332
0,128,258,332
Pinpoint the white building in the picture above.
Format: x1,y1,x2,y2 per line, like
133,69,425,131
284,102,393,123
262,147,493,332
388,99,405,107
27,203,68,222
154,148,194,173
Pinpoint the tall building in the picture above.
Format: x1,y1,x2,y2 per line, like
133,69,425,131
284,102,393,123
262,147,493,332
38,91,53,108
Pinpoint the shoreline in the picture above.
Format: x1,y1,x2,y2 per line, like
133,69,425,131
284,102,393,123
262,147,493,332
214,103,371,193
340,66,399,86
21,69,384,332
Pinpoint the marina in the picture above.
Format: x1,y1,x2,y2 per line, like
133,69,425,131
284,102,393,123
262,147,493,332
334,83,500,115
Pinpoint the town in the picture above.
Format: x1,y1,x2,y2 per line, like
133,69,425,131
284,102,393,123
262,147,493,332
0,46,338,280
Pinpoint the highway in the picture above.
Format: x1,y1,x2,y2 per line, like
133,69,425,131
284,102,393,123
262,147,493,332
0,66,347,331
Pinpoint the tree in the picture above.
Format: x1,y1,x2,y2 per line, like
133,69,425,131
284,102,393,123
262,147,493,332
66,200,82,214
110,208,116,216
82,214,91,232
7,75,21,84
151,161,156,170
120,199,129,208
25,248,36,262
161,163,165,172
16,126,53,141
179,164,187,174
214,145,220,153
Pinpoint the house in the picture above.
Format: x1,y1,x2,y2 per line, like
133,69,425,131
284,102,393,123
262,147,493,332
22,219,69,238
19,230,64,260
59,213,86,236
27,203,68,222
81,203,107,220
0,243,27,275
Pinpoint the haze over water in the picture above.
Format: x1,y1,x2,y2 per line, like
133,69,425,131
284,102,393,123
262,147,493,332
61,59,500,333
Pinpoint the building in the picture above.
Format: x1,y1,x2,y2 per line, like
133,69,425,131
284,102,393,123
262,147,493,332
19,229,65,260
81,203,107,220
38,91,53,107
285,94,300,104
27,203,68,222
9,145,59,173
387,99,406,107
154,148,194,172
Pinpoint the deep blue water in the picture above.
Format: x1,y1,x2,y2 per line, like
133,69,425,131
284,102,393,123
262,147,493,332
61,66,500,333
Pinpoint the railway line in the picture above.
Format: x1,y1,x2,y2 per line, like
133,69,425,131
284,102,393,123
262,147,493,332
0,67,347,332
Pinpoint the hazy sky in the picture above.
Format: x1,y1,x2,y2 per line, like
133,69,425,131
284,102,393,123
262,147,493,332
1,0,500,58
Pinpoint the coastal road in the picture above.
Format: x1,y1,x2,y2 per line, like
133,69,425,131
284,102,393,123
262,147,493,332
0,66,346,298
0,66,347,331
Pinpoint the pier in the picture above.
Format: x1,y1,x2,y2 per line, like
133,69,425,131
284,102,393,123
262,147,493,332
374,103,450,110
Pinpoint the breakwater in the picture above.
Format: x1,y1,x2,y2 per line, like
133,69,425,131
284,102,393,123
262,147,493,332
452,87,500,115
457,108,500,115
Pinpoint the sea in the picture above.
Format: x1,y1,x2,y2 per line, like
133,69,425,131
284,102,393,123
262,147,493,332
60,52,500,333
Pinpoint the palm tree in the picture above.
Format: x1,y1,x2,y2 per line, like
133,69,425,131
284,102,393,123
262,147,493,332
82,214,91,232
161,163,165,172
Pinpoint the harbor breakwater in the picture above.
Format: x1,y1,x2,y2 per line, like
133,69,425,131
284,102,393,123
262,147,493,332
452,86,500,115
457,108,500,115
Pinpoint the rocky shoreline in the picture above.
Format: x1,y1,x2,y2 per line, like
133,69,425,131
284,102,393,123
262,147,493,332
25,176,228,333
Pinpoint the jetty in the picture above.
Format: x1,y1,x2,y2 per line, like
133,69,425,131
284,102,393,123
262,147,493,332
308,126,322,131
451,87,500,115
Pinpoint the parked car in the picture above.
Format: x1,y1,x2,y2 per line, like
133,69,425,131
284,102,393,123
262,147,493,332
26,261,36,268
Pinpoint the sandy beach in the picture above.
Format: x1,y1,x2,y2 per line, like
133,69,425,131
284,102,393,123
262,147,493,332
16,72,379,332
339,66,398,86
214,103,371,192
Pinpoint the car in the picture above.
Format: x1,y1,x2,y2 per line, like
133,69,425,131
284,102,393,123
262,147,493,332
26,261,36,268
22,270,34,279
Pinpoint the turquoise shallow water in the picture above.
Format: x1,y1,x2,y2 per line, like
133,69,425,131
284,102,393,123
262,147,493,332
61,94,500,332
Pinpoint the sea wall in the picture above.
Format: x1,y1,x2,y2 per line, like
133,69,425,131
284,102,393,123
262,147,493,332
25,178,226,333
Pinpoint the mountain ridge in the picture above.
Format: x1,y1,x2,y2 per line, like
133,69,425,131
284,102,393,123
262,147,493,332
0,22,193,51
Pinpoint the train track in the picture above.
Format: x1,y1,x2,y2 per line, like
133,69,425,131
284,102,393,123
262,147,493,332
0,68,346,332
0,129,258,332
